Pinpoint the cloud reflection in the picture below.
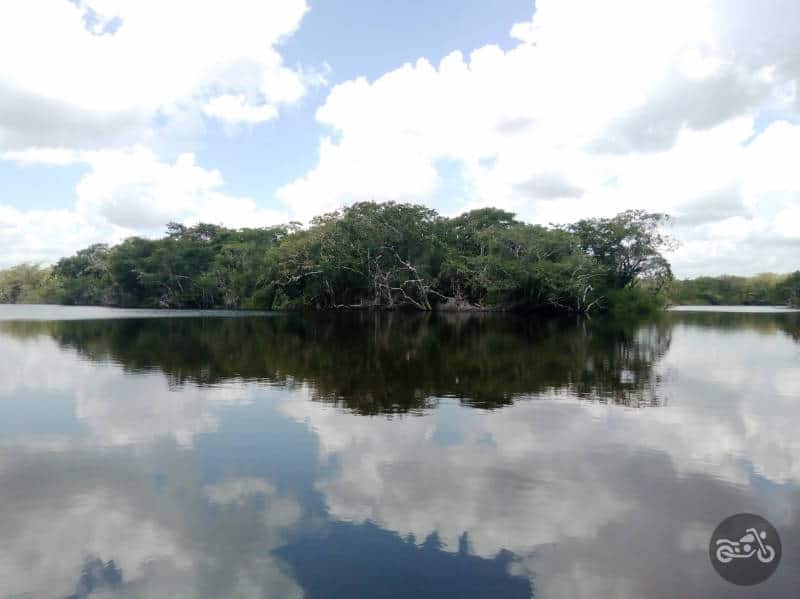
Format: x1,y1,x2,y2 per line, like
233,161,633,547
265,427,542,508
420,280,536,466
280,317,800,597
0,443,303,598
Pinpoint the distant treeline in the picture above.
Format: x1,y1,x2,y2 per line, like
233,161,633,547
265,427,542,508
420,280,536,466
0,202,675,313
669,272,800,307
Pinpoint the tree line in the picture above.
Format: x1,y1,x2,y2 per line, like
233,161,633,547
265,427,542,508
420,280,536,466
668,272,800,307
0,202,675,313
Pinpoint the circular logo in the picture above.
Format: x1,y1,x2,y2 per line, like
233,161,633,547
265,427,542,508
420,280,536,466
709,513,781,585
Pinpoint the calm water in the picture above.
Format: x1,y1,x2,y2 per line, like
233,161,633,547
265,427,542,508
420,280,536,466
1,306,799,598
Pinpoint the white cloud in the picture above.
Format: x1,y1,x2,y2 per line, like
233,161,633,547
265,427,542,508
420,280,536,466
0,0,312,150
3,0,800,274
1,147,83,165
76,147,290,232
202,94,279,125
0,0,316,266
0,147,290,267
278,0,800,276
0,204,104,267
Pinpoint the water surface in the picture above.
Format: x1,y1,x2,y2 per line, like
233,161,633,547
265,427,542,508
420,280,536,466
1,305,798,598
669,305,800,313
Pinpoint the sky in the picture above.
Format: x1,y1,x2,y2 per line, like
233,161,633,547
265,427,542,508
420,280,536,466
1,0,800,277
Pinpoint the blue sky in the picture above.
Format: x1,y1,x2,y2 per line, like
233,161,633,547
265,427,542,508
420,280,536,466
1,0,800,275
194,0,533,203
1,1,531,211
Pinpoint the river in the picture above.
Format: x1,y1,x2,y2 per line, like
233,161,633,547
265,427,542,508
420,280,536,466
0,305,798,598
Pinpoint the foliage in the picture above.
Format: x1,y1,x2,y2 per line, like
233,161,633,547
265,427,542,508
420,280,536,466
47,224,289,308
605,286,668,318
264,202,443,310
563,210,675,289
0,264,59,304
669,271,800,306
783,272,800,307
1,202,678,314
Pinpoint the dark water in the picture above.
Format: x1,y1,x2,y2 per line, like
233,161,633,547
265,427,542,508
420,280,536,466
1,306,799,599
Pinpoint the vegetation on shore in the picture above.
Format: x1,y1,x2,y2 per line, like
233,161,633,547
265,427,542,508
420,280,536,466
1,202,676,313
0,263,59,305
668,272,800,307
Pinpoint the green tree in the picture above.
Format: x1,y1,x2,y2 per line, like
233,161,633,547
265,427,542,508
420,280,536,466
566,210,674,289
53,244,112,304
0,264,58,303
4,203,679,315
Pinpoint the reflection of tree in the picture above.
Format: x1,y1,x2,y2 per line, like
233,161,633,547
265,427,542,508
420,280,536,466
667,311,800,342
277,521,532,599
1,313,672,413
65,558,123,599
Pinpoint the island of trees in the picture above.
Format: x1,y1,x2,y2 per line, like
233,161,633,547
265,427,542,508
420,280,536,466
0,202,796,312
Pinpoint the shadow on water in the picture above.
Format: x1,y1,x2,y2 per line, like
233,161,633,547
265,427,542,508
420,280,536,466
0,312,675,413
667,310,800,342
276,522,532,599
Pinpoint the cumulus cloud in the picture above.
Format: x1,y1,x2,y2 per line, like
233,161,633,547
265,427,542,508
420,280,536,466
278,0,800,276
3,0,800,275
672,187,750,227
76,147,290,232
202,94,279,125
512,172,583,200
0,204,104,266
0,147,290,267
0,0,312,151
1,147,83,166
0,0,317,266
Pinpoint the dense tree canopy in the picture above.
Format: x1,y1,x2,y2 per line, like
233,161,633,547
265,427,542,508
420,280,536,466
0,263,58,304
563,210,674,289
0,202,679,313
